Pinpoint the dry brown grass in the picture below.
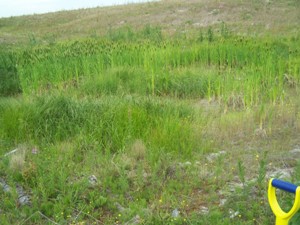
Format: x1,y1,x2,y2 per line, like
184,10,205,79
129,139,147,161
9,146,26,172
0,0,299,45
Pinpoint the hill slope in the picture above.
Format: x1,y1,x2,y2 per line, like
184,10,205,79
0,0,299,44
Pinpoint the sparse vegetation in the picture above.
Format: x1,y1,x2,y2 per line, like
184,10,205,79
1,0,300,224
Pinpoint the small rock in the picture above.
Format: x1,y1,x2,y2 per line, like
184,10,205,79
115,202,125,212
1,179,31,206
228,182,244,192
199,206,209,215
124,215,140,225
266,168,293,179
290,148,300,154
208,9,219,15
172,208,180,218
88,175,97,185
229,209,239,218
206,151,227,162
16,184,31,206
0,178,10,192
18,195,31,206
179,161,192,167
219,198,227,206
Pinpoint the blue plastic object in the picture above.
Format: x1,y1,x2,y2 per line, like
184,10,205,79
272,179,297,194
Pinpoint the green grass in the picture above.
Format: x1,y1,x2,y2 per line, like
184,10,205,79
5,35,299,106
1,1,300,224
1,34,300,224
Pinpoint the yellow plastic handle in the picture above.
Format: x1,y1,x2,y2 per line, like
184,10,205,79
268,179,300,225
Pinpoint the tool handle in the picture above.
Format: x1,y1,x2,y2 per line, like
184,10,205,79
272,179,298,194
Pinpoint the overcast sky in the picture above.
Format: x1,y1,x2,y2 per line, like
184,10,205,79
0,0,155,18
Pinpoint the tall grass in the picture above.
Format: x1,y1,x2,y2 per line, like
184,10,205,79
7,34,298,108
0,47,21,96
0,95,198,156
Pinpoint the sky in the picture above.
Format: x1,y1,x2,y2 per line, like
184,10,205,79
0,0,155,18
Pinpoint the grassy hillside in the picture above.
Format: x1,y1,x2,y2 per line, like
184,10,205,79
1,1,300,224
0,0,299,45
